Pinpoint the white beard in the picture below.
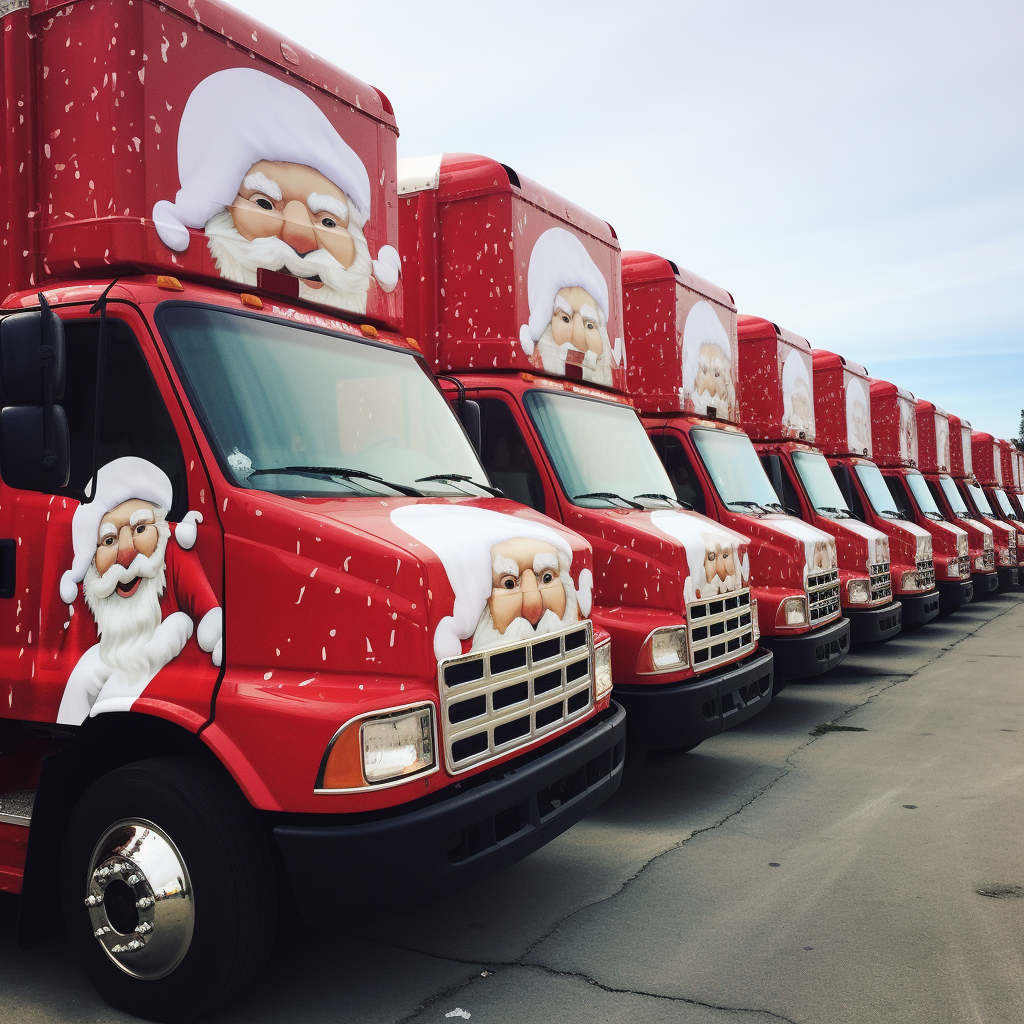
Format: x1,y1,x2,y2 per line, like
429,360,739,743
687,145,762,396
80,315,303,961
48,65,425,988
535,323,613,386
692,385,735,419
205,209,374,314
700,570,743,597
470,574,580,652
84,528,169,676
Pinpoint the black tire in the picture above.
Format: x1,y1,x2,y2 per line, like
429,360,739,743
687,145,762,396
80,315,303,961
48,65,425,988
62,756,277,1023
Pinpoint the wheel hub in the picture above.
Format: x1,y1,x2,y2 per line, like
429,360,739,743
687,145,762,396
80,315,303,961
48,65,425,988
84,819,194,980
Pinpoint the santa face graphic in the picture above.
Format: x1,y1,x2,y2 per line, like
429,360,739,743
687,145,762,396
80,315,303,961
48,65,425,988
812,539,837,571
473,538,579,650
519,227,622,387
680,301,735,419
152,68,400,316
56,457,223,726
898,401,917,464
698,535,743,597
845,379,871,454
935,418,949,470
781,350,814,437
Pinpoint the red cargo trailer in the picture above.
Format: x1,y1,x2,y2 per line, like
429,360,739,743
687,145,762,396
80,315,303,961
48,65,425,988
868,381,974,613
811,350,939,627
0,5,624,1018
621,253,850,682
398,154,772,762
968,432,1021,586
735,317,902,644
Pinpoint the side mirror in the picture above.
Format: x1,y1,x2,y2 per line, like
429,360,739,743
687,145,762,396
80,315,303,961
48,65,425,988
0,301,70,491
461,399,482,456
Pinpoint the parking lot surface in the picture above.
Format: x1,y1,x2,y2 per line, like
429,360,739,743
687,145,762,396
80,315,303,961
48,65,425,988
3,593,1022,1024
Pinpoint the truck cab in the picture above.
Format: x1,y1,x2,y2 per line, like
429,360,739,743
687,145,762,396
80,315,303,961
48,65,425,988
735,317,902,644
398,154,773,762
0,6,624,1019
622,253,850,682
811,350,940,628
869,381,974,613
965,431,1020,588
995,439,1024,524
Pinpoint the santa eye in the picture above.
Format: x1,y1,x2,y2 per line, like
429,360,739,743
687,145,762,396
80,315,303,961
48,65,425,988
585,320,596,330
101,535,115,546
499,575,518,591
540,570,555,584
135,524,149,535
559,313,571,323
318,216,337,229
251,195,275,211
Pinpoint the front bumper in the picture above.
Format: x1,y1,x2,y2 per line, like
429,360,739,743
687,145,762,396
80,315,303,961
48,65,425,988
847,601,902,644
759,616,851,681
274,702,626,926
898,590,940,628
613,648,773,753
938,579,973,614
997,566,1020,589
971,571,999,598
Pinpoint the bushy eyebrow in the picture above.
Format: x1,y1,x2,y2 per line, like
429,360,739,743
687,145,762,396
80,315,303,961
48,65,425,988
307,192,349,222
492,554,519,578
579,303,599,321
553,295,574,316
242,171,282,200
533,553,559,574
98,522,118,540
129,509,155,526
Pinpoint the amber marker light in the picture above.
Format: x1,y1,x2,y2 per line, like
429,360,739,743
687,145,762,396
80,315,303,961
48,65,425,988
156,276,184,291
240,293,264,309
360,324,379,338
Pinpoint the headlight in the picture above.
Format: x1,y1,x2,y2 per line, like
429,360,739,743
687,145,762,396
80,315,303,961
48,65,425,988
317,703,436,791
638,627,688,673
777,596,808,627
594,640,613,699
974,555,987,570
945,559,960,578
900,571,919,590
998,548,1013,565
847,579,870,604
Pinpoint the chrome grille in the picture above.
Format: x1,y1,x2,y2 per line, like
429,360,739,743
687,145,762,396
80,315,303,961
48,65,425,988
915,558,935,590
687,589,755,671
869,562,892,602
957,554,971,577
438,621,594,775
806,568,841,623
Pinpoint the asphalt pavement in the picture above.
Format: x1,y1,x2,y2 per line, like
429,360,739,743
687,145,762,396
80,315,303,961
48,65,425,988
3,592,1022,1024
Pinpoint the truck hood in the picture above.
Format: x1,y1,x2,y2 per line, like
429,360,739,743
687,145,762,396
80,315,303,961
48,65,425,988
224,492,594,679
741,514,838,582
823,518,891,571
563,506,752,611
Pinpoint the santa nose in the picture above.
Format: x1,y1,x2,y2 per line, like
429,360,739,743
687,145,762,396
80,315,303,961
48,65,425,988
714,553,727,580
280,200,317,256
571,313,587,349
520,570,543,626
116,526,136,568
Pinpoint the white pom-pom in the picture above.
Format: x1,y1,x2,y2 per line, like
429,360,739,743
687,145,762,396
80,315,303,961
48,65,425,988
612,336,625,366
152,200,191,252
519,324,535,357
432,617,462,661
372,245,401,292
60,571,78,605
175,510,203,550
576,568,594,617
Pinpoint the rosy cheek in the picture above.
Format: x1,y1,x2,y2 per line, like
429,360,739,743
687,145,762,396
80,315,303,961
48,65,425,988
316,227,357,269
230,199,283,241
135,532,159,559
489,590,522,634
551,317,571,347
540,581,566,619
95,547,116,575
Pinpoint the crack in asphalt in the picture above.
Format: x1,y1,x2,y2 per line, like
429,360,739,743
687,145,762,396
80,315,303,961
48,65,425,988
393,597,1021,1023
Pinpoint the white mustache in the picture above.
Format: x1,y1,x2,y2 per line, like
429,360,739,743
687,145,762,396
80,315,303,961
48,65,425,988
89,551,164,600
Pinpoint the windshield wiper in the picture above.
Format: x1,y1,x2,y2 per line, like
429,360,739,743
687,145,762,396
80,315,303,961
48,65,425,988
816,505,856,519
415,473,504,497
633,492,683,508
763,501,786,513
921,510,945,521
574,491,645,509
248,466,423,497
876,508,907,520
726,499,773,514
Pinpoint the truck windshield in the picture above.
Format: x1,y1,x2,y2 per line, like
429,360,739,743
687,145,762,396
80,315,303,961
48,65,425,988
158,305,490,498
791,450,854,518
905,471,945,519
523,390,678,508
966,483,995,516
938,476,972,517
855,463,905,518
690,428,784,513
993,489,1020,520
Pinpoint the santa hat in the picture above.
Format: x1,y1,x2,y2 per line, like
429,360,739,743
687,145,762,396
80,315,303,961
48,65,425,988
152,67,372,253
390,505,591,661
59,458,195,605
681,300,732,396
518,228,610,356
650,510,750,600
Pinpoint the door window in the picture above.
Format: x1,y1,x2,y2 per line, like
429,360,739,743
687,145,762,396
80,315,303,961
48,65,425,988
477,399,546,513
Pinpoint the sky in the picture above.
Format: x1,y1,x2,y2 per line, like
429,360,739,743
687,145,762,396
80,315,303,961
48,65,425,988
233,0,1023,440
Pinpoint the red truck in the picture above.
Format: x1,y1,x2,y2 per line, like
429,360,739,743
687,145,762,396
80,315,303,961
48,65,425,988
868,382,974,612
398,154,773,762
995,439,1024,522
967,431,1021,588
735,318,903,644
0,4,625,1019
621,253,851,682
811,350,940,627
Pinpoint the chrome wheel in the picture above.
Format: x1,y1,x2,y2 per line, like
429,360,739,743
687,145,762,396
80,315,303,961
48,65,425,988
84,818,194,981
